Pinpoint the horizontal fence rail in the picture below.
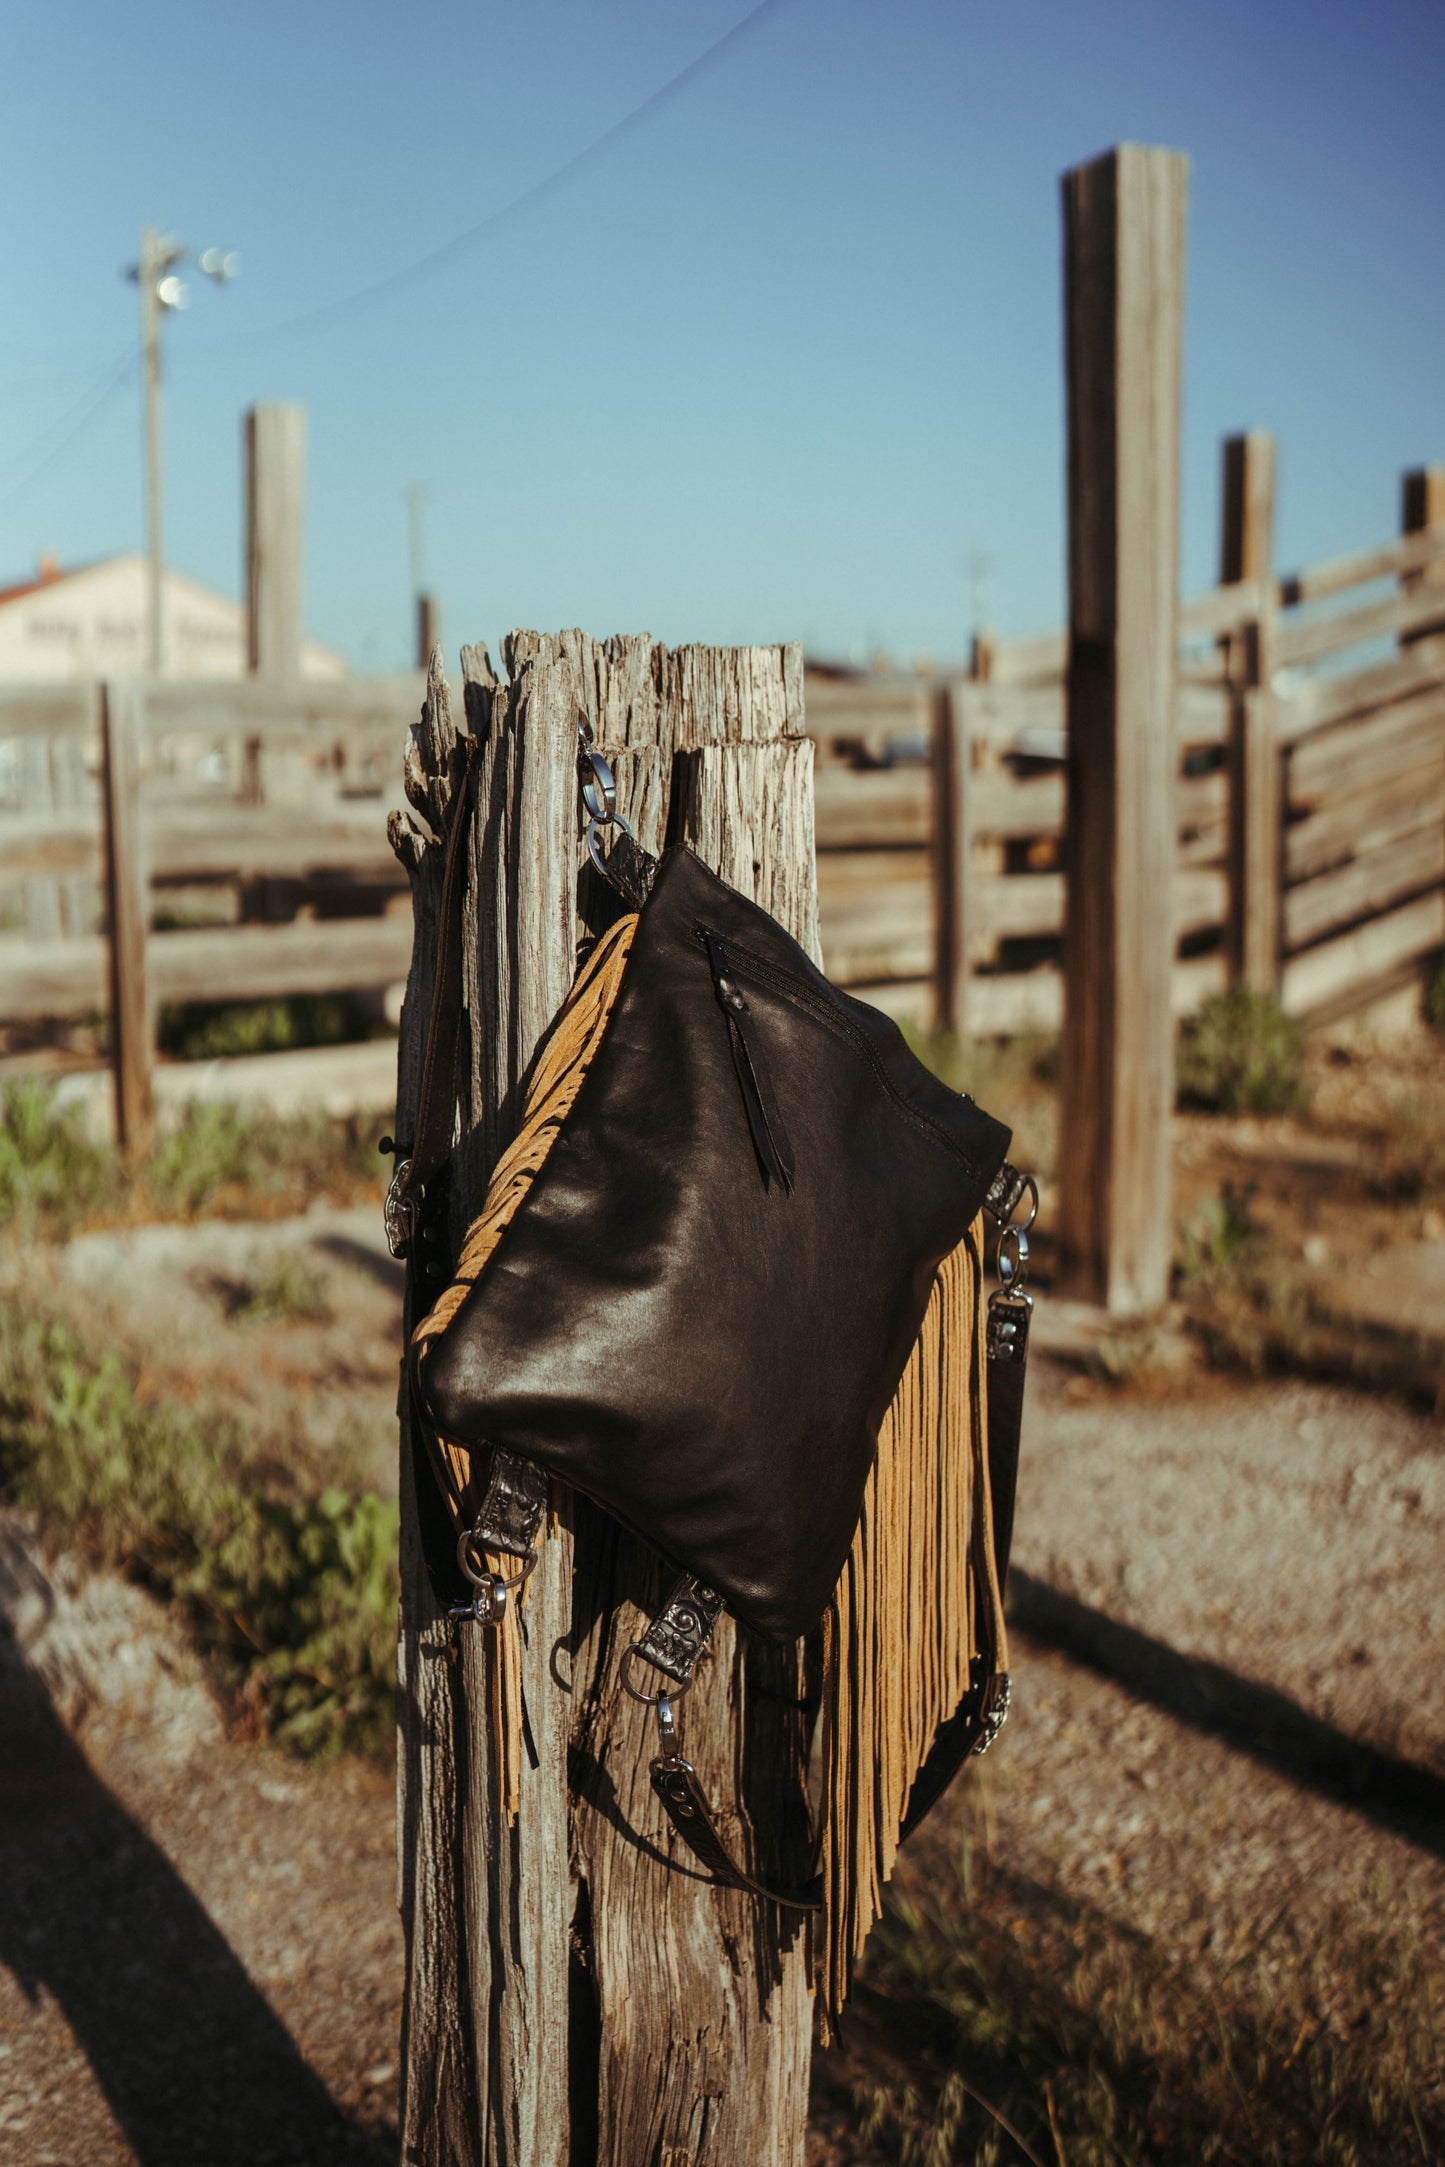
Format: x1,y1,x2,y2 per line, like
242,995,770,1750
1,478,1442,1140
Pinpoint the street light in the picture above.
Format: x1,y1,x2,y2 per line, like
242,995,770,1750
125,230,238,674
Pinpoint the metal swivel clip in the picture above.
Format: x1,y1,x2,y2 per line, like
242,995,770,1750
577,713,635,877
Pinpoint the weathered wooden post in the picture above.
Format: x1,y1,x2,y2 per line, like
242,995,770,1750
416,594,440,670
100,681,154,1154
931,637,987,1040
1401,464,1445,657
1221,430,1282,992
245,404,306,680
390,633,818,2166
1058,143,1188,1313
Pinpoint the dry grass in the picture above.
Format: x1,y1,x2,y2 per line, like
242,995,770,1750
814,1781,1443,2166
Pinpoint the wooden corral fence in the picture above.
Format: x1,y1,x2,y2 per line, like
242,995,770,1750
0,673,422,1145
803,459,1445,1039
2,465,1441,1150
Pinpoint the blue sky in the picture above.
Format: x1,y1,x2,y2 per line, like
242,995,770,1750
2,0,1442,672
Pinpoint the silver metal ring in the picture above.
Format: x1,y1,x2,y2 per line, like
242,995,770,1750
621,1643,695,1706
997,1223,1031,1289
586,811,635,877
580,750,617,824
456,1529,538,1594
1009,1174,1039,1233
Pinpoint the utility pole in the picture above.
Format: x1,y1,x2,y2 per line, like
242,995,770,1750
128,231,238,676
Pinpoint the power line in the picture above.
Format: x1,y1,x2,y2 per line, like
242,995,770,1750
221,0,789,350
0,343,134,476
0,347,137,519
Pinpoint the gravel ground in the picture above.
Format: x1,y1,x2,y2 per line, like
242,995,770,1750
1013,1358,1445,1775
28,1204,405,1499
2,1199,1441,2162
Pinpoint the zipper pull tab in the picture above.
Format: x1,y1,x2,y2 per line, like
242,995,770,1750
703,934,795,1194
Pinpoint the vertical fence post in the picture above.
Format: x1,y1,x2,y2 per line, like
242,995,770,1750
1221,430,1281,992
932,680,969,1037
932,636,994,1037
1058,143,1188,1313
246,404,306,680
1401,465,1445,656
100,682,154,1154
416,593,440,669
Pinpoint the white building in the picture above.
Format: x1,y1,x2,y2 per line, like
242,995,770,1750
0,552,346,681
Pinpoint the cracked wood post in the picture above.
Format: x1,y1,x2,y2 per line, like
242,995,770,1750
392,634,818,2166
1058,143,1187,1314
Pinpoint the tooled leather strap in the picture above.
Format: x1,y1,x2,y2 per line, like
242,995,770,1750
466,1447,549,1561
649,1752,821,1912
634,1573,725,1683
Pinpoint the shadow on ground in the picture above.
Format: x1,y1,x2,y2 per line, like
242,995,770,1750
0,1652,390,2167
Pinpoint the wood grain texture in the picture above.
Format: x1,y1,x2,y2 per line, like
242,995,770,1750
392,633,817,2167
100,683,153,1154
246,404,306,680
1058,143,1188,1313
1286,760,1445,882
1282,889,1445,1017
1285,822,1445,951
573,725,818,2167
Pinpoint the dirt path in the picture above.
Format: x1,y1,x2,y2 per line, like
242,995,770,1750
2,1203,1441,2161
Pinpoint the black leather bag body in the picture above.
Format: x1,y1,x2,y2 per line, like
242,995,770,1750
416,840,1012,1645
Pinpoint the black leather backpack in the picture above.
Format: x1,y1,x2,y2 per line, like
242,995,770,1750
386,720,1035,2011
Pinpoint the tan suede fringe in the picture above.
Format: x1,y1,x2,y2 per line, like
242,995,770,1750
411,920,1009,1956
817,1219,1007,2017
412,911,638,1816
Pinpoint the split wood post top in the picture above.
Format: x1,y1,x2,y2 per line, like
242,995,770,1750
390,633,817,2167
1058,143,1188,1314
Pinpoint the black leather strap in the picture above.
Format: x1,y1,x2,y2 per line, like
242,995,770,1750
388,737,481,1256
897,1284,1028,1839
650,1754,821,1911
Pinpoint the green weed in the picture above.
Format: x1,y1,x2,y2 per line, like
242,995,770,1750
159,992,372,1062
218,1247,334,1324
0,1080,123,1233
0,1082,383,1237
1175,1183,1261,1293
1178,990,1307,1117
0,1304,396,1757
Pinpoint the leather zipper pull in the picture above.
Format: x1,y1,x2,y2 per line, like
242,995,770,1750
703,933,796,1193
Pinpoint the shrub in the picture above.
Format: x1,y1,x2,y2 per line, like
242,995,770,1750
0,1080,122,1233
1175,1182,1260,1292
1177,989,1306,1116
0,1305,397,1757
